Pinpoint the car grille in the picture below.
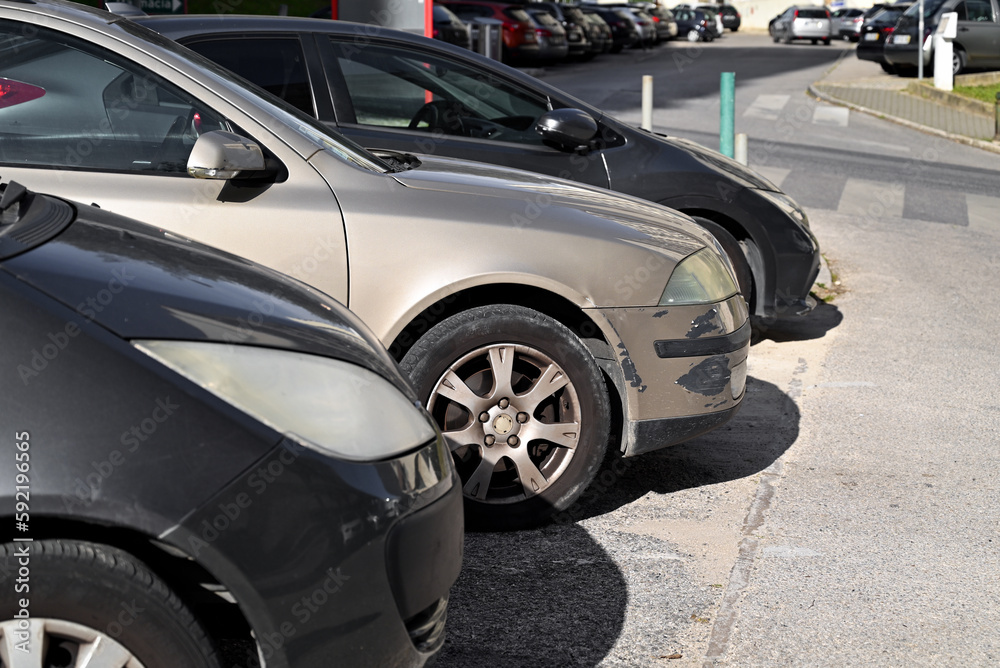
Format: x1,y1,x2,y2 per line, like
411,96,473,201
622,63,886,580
405,597,448,653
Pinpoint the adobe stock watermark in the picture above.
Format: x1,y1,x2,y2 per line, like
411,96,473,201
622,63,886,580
17,267,137,385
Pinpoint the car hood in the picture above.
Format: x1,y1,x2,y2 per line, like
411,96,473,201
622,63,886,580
656,136,780,192
0,188,409,392
392,154,711,257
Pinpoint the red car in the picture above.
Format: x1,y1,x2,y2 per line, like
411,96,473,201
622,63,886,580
439,0,541,63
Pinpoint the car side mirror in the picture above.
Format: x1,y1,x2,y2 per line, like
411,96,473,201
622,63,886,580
535,108,599,153
187,130,266,180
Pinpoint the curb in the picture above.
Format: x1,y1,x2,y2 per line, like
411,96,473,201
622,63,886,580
907,80,994,117
808,57,1000,156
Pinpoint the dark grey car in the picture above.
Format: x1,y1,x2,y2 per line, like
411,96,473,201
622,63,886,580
137,15,821,326
884,0,1000,74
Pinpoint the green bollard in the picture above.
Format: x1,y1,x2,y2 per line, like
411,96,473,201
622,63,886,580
720,72,735,158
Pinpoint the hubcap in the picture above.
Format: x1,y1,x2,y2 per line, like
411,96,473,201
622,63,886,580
0,618,146,667
428,343,581,503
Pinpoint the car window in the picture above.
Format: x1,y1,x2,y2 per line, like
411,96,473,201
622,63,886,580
0,21,227,174
960,0,995,21
504,7,533,22
903,0,948,18
327,39,551,144
796,9,829,19
182,37,316,117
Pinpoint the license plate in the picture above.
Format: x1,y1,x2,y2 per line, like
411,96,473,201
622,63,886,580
893,34,911,44
864,32,879,41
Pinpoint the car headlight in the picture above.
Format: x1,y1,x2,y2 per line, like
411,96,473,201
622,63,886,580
659,248,739,306
133,341,438,462
755,188,810,230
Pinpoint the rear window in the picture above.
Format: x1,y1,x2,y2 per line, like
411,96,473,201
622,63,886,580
564,7,587,23
797,8,829,18
504,7,532,22
530,10,561,28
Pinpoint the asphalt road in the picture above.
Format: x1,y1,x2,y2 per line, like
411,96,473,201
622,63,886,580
436,33,1000,667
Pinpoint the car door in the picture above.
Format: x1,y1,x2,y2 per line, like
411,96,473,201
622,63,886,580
0,20,350,303
954,0,1000,65
317,35,611,188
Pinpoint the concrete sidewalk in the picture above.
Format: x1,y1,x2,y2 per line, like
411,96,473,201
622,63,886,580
810,51,1000,154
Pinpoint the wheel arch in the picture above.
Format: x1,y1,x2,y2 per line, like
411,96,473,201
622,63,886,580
674,207,768,315
2,514,255,651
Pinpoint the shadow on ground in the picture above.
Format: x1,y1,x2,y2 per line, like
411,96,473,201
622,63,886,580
756,301,843,343
435,523,627,667
554,375,800,524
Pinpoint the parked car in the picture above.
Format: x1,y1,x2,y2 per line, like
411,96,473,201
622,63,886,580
856,3,913,72
693,4,729,34
769,5,832,44
529,1,592,57
0,178,462,667
438,0,540,63
643,4,679,41
586,5,640,51
884,0,1000,75
579,6,613,53
672,6,718,41
709,3,742,31
830,7,864,39
136,14,820,332
434,3,471,49
0,1,750,529
528,7,570,62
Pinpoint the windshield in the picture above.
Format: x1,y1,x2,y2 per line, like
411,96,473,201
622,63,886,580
903,0,949,19
113,17,392,173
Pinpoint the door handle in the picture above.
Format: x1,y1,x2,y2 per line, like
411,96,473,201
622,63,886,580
958,26,970,31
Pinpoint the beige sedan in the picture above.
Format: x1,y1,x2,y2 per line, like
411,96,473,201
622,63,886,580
0,0,749,529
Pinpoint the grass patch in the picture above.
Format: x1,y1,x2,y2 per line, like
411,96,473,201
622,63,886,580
952,82,1000,105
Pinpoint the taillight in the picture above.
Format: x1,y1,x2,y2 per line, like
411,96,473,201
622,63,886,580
0,78,45,110
537,28,552,36
794,9,799,17
883,26,895,35
433,28,440,37
652,15,660,22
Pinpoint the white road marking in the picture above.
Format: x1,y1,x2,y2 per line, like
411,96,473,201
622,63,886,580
748,166,791,189
812,105,850,127
837,178,905,219
743,94,791,120
966,194,1000,233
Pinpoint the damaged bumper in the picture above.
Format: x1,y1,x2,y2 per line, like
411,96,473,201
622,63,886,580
591,295,749,457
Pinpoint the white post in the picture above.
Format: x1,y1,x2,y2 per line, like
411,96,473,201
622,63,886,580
934,12,958,91
641,75,653,132
918,0,924,80
734,133,748,166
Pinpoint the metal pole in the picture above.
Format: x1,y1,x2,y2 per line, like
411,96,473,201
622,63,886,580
641,75,653,131
918,0,925,81
995,92,1000,142
720,72,735,158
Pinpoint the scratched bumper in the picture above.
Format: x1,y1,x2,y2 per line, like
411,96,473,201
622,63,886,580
592,295,749,457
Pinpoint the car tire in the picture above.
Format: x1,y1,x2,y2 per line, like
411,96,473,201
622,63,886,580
690,217,753,310
811,38,818,44
952,47,966,76
880,61,897,74
400,304,610,531
822,37,831,45
0,540,220,667
610,43,623,53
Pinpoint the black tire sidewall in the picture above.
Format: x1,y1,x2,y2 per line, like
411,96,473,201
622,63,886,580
0,540,218,668
401,305,610,530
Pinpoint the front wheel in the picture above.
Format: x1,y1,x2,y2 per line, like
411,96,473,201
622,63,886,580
953,47,967,76
401,305,610,530
0,540,220,668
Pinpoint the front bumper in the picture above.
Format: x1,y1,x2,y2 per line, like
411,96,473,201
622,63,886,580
161,436,463,668
591,295,750,457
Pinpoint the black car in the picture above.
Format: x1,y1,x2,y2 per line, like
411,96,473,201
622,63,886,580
883,0,1000,75
672,6,717,41
856,3,912,72
585,5,639,51
139,15,821,324
696,3,741,31
433,4,471,49
0,179,463,667
529,1,592,57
